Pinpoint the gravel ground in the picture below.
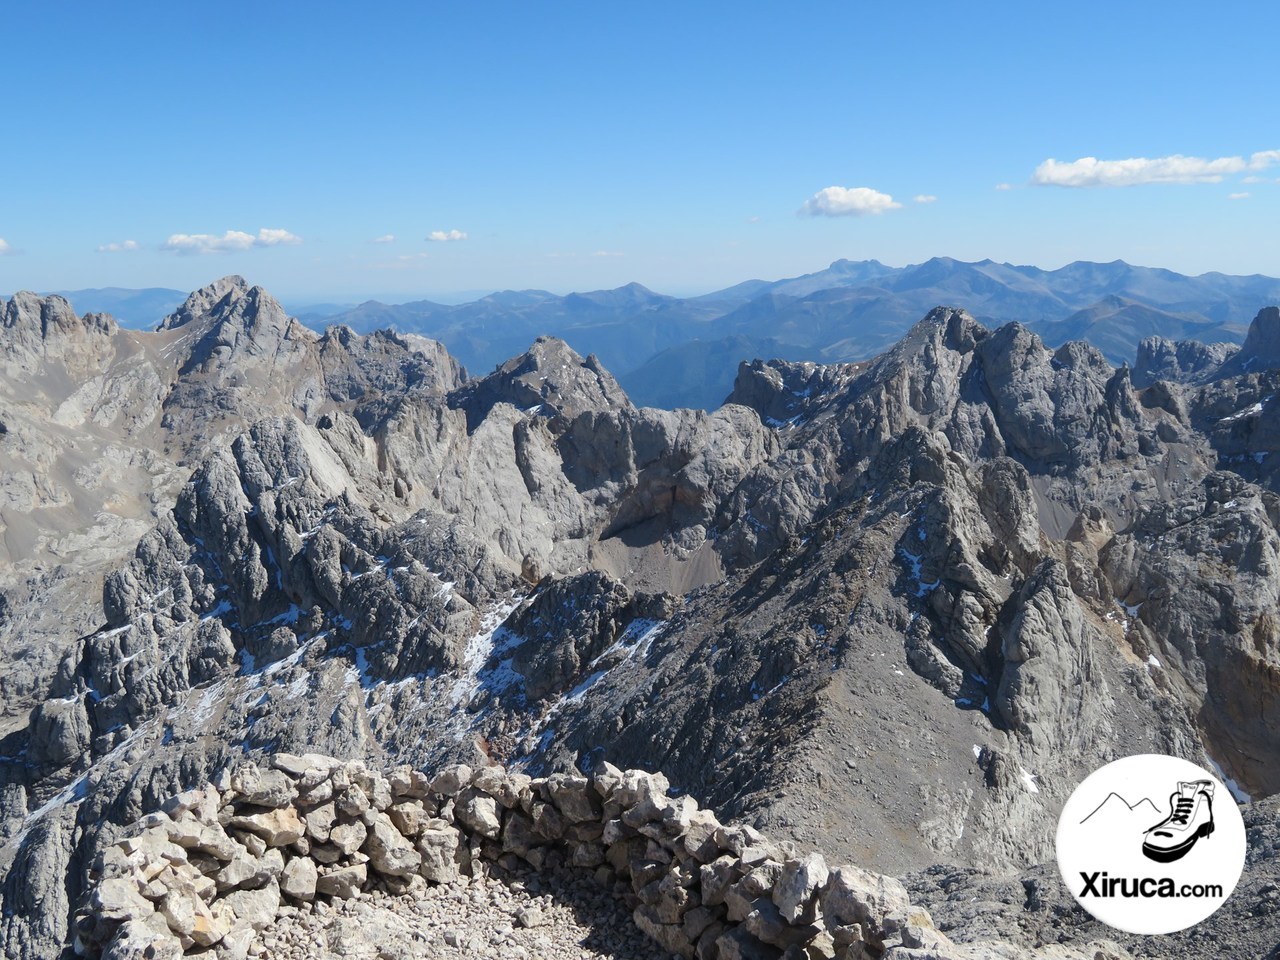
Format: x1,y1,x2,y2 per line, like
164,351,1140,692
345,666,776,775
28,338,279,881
250,866,669,960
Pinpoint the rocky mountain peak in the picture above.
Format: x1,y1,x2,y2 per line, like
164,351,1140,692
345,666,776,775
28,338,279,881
1240,304,1280,369
916,304,986,350
860,306,987,381
2,289,117,341
1149,303,1280,383
1133,335,1239,386
157,275,251,331
0,290,119,376
160,275,295,347
451,335,632,429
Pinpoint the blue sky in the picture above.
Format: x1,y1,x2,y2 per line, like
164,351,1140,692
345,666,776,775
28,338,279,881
1,1,1277,300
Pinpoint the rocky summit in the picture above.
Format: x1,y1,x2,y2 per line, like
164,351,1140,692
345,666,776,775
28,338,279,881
1,278,1279,959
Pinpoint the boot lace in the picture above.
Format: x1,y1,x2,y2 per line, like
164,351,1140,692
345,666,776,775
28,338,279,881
1169,796,1195,825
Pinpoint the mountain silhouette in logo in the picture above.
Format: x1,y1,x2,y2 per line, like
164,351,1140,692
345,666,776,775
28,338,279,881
1080,792,1162,826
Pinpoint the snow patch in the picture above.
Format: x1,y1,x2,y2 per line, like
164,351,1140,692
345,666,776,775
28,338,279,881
449,597,524,708
255,604,302,628
1219,399,1269,424
1019,768,1039,794
286,673,310,700
898,547,939,598
1205,754,1253,803
200,600,233,622
178,680,228,729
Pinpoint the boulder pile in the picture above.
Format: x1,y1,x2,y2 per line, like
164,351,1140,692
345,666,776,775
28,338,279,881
76,753,954,960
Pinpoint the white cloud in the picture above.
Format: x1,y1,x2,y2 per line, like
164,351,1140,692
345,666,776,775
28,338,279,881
0,238,10,255
1242,175,1265,184
426,229,467,242
97,239,140,253
914,194,937,204
995,183,1014,191
255,228,302,246
396,253,430,261
747,215,761,223
800,186,902,217
1029,152,1280,187
163,227,301,254
372,234,396,244
165,230,256,253
591,250,623,257
1229,192,1251,200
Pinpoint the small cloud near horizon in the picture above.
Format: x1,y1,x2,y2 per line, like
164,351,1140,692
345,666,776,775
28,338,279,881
1030,150,1280,188
995,183,1014,191
97,240,140,253
747,215,761,223
914,194,938,204
1229,192,1251,200
0,238,11,255
163,228,302,254
372,234,396,244
427,229,468,242
591,250,623,257
800,186,902,217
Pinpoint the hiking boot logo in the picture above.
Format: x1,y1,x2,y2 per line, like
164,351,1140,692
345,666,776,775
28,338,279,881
1055,754,1246,935
1142,779,1215,863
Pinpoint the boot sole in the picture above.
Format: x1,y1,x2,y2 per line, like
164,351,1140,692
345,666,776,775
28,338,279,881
1142,820,1214,863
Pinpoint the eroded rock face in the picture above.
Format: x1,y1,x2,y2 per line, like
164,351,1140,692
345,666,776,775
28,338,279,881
1233,305,1280,372
1133,335,1238,387
0,278,464,728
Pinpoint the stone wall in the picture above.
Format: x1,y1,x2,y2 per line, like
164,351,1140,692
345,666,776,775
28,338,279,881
76,753,955,960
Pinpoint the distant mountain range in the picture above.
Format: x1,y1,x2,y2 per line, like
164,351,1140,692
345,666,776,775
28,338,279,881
46,286,188,327
39,258,1280,409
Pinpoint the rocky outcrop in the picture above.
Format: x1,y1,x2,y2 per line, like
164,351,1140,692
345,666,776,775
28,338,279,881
77,754,1119,960
1230,305,1280,374
1133,306,1280,388
725,358,859,429
0,291,117,378
1132,335,1238,387
450,335,631,430
0,279,464,725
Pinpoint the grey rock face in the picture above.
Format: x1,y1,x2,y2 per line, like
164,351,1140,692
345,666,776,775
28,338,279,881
1235,305,1280,371
1134,305,1280,388
0,278,463,730
450,335,631,430
1133,335,1238,386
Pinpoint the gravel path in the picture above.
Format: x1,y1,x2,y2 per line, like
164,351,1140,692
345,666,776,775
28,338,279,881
249,866,669,960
